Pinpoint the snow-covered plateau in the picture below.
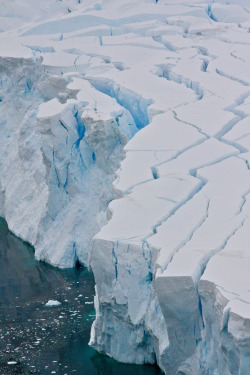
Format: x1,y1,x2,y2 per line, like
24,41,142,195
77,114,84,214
0,0,249,374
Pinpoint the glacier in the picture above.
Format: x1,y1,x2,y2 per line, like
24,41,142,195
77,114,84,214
0,0,249,374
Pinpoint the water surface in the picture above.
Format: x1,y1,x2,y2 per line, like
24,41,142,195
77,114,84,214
0,218,162,375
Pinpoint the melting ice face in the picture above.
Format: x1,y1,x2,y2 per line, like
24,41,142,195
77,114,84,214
0,218,162,374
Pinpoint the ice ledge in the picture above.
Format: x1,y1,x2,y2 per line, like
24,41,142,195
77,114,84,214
0,55,138,268
0,1,250,374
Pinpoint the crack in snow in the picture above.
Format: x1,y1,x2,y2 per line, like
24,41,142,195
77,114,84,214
215,68,250,87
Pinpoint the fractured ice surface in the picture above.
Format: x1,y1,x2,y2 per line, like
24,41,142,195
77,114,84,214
0,63,136,267
0,1,249,374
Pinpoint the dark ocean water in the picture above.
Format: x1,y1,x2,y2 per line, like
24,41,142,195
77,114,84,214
0,218,162,375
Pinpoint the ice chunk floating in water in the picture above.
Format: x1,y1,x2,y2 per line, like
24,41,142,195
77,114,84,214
45,300,61,307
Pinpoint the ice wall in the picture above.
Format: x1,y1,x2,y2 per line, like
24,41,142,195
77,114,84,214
0,53,137,267
0,1,249,374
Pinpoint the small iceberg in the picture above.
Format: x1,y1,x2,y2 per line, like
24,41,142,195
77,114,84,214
45,300,61,307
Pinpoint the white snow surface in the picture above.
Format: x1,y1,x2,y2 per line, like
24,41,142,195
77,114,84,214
0,1,249,374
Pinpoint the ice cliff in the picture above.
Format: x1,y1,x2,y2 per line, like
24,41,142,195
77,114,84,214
0,0,249,374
